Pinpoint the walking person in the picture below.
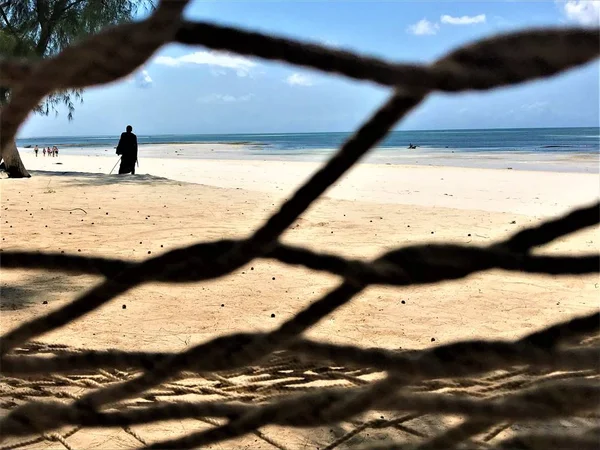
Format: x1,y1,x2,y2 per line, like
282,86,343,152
34,145,38,157
42,147,46,157
115,125,138,175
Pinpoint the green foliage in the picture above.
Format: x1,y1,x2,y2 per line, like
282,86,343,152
0,0,156,118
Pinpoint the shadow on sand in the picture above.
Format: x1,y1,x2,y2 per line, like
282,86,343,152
29,170,186,187
0,272,84,311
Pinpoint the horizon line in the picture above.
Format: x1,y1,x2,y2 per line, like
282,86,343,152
17,125,600,140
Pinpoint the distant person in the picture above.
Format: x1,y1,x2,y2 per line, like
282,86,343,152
34,145,38,157
54,146,59,157
116,125,138,174
42,148,46,157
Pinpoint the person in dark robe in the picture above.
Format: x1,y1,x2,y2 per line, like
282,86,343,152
116,125,138,174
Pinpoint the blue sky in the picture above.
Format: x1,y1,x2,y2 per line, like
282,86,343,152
18,0,600,138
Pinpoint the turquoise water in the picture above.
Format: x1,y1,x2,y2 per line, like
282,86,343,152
17,127,600,154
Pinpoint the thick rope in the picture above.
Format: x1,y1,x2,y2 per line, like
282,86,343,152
0,0,598,448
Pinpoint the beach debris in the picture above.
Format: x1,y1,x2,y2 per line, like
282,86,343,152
271,313,276,318
510,220,516,224
42,301,48,305
431,337,436,342
122,305,126,309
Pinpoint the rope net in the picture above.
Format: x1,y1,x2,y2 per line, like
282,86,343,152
1,1,599,448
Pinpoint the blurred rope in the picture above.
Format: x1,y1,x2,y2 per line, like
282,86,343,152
1,0,599,448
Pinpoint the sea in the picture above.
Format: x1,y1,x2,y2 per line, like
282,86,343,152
17,127,600,155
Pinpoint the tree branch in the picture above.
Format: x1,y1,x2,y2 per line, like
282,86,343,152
59,0,87,16
0,6,18,36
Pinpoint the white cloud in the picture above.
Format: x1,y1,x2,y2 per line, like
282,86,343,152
286,73,313,86
441,14,486,25
127,68,153,88
323,39,340,48
560,0,600,25
154,51,256,76
407,19,440,35
521,101,549,112
137,70,153,88
198,93,255,103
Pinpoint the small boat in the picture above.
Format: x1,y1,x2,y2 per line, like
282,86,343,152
408,143,417,149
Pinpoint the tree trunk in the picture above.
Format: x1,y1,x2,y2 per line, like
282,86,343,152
0,100,31,178
1,140,31,178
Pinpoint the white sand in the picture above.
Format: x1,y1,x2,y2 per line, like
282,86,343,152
2,147,599,448
17,148,600,217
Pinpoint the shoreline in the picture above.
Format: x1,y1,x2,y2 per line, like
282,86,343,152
18,142,600,174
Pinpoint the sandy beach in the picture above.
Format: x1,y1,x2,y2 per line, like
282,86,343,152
13,143,600,216
1,148,599,448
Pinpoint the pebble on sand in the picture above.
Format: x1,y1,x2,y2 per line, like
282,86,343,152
431,338,436,342
43,301,48,305
122,305,126,309
401,300,406,304
221,304,224,307
272,277,276,280
271,313,276,318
